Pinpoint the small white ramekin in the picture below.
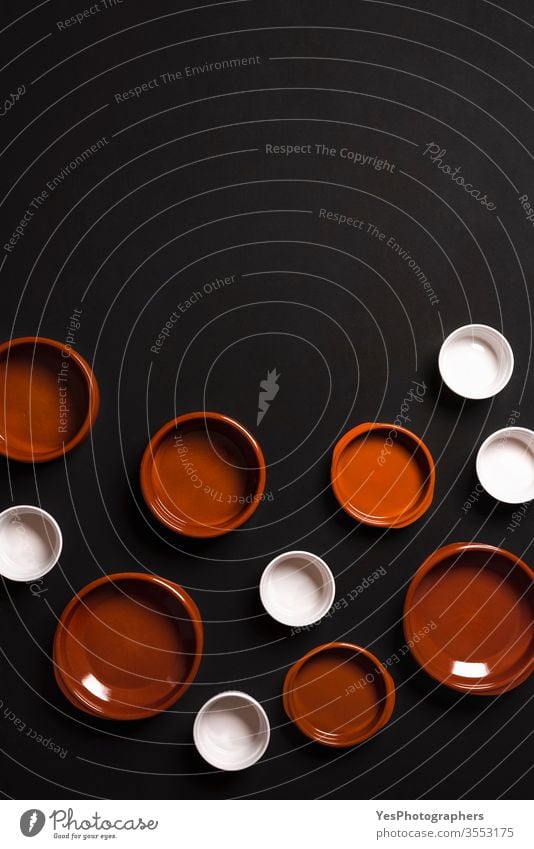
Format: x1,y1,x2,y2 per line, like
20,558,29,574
260,550,336,627
439,324,513,399
193,691,270,771
0,505,62,581
476,427,534,503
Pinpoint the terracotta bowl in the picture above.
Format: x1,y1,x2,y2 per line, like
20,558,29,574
404,543,534,694
0,336,99,462
331,422,435,528
140,412,266,538
283,642,395,746
53,572,203,720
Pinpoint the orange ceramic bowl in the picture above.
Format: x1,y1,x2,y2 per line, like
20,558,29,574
53,572,203,720
283,642,396,747
0,336,99,462
331,422,435,528
140,412,266,538
404,543,534,694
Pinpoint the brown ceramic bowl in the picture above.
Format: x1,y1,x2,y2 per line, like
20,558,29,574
404,543,534,695
0,336,99,462
331,422,435,528
140,412,266,538
283,642,396,746
53,572,203,720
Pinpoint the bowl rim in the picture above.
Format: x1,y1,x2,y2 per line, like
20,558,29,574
438,323,514,399
330,421,435,528
140,411,267,538
193,689,271,770
0,336,100,463
259,549,336,627
0,504,63,581
283,641,396,747
53,571,203,720
476,426,534,503
403,542,534,694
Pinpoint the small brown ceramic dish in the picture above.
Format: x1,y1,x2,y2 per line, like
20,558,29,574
331,422,435,528
283,642,395,746
140,412,266,538
0,336,99,462
53,573,203,720
404,543,534,695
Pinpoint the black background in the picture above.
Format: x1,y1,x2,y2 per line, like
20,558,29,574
0,0,533,800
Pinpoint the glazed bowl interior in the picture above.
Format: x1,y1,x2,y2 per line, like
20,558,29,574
0,337,98,462
404,544,534,694
54,574,203,720
332,423,434,527
283,642,395,746
141,413,265,537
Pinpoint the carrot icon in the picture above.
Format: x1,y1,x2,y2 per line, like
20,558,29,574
257,369,280,425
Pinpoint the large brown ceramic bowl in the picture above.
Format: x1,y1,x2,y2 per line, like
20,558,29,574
283,642,395,746
404,543,534,694
53,573,203,720
0,336,99,462
140,412,266,538
331,422,435,528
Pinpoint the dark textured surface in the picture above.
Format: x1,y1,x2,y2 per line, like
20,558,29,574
0,0,532,799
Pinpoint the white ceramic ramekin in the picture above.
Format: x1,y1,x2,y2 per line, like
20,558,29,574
260,550,336,627
193,691,270,771
0,505,62,581
439,324,513,399
476,427,534,503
